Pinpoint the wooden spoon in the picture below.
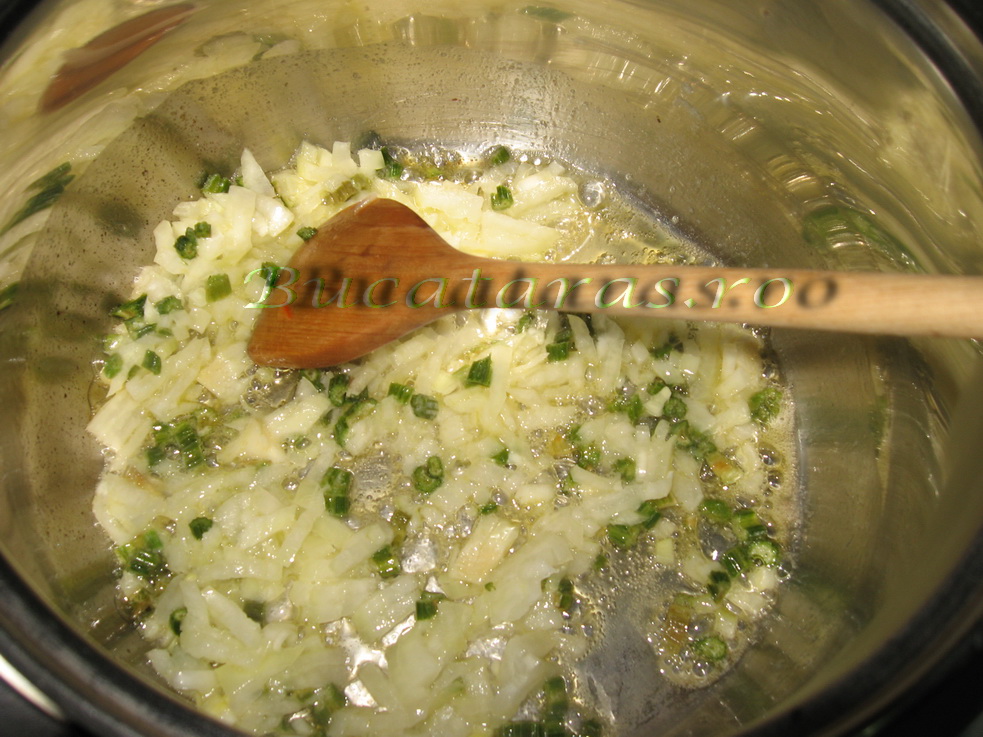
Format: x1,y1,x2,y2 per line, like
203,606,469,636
247,197,983,368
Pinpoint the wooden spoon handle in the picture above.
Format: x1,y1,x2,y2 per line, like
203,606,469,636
464,259,983,339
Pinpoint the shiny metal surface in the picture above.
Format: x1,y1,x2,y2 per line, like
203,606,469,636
2,2,983,736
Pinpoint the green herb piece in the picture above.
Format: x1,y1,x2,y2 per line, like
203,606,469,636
111,294,147,320
707,570,731,602
300,368,325,392
206,273,232,302
325,174,371,204
693,635,728,662
141,350,161,375
720,545,750,577
372,545,401,579
747,539,781,567
124,317,156,340
646,377,668,395
479,501,499,515
671,421,717,460
201,173,231,194
297,226,317,241
556,578,575,616
661,394,687,422
155,296,183,315
491,184,514,211
169,607,187,636
2,162,74,235
411,393,438,420
574,443,601,471
650,333,683,360
489,146,512,166
103,353,123,378
174,231,197,259
378,147,403,179
117,530,167,581
412,456,444,493
328,373,350,406
516,312,535,333
636,499,662,529
415,590,446,620
606,523,641,549
333,388,376,447
612,457,636,483
543,675,569,733
491,448,510,467
189,517,213,540
321,467,354,518
749,386,783,424
465,355,493,387
148,418,206,470
699,499,732,523
546,341,571,362
385,382,411,403
610,392,644,425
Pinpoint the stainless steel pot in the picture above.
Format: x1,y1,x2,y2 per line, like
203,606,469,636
2,1,983,735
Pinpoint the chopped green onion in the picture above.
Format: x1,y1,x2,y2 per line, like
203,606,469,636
117,530,167,581
693,635,728,662
707,570,731,601
637,499,662,529
646,377,668,395
328,374,350,406
206,273,232,302
747,539,781,567
576,719,604,737
465,356,493,387
371,545,401,579
174,232,197,259
412,456,444,493
556,579,575,616
142,350,161,375
491,184,514,211
749,386,783,424
201,173,231,194
489,146,511,166
720,546,750,577
193,221,211,238
699,499,732,523
415,590,446,620
378,147,403,179
491,448,510,467
606,523,641,549
574,443,601,471
612,457,636,483
189,517,213,540
2,162,74,235
516,312,535,333
325,174,371,204
650,333,683,359
111,294,147,320
155,295,183,315
169,607,187,636
103,353,123,378
387,382,413,403
479,501,499,515
297,226,317,241
610,392,644,425
546,341,572,362
671,421,717,460
300,368,325,392
321,467,353,518
661,394,687,422
410,393,438,420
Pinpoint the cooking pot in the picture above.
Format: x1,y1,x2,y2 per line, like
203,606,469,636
2,1,983,736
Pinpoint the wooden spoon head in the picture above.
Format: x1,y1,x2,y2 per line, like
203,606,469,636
247,197,471,368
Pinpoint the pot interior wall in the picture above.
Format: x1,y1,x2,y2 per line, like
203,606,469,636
2,3,983,736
